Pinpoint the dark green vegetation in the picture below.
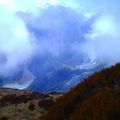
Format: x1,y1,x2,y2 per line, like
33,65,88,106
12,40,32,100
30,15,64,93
42,63,120,120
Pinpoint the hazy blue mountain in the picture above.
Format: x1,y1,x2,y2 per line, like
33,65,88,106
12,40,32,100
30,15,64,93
28,62,104,92
0,5,105,92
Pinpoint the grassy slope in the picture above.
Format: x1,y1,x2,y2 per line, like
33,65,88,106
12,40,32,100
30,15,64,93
0,89,62,120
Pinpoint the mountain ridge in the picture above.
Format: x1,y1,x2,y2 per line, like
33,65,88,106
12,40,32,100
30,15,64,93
42,63,120,120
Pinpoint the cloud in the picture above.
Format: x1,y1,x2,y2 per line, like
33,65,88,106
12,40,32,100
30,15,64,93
0,6,35,76
20,5,94,64
89,14,120,66
17,0,120,67
0,0,120,78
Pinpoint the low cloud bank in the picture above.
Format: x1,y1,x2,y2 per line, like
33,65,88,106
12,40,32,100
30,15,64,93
0,6,35,76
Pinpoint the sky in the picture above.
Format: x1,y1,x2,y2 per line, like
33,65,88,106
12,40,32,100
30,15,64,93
0,0,119,12
0,0,120,76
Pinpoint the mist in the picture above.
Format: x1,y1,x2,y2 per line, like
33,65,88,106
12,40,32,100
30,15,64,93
20,6,93,60
0,0,120,78
89,14,120,65
21,0,120,67
0,6,35,77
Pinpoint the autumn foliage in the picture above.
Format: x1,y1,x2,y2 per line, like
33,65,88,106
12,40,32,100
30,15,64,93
43,63,120,120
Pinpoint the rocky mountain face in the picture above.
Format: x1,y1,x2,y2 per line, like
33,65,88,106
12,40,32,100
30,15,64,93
28,61,104,92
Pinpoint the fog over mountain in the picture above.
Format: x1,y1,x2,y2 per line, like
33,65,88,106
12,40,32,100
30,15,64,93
0,6,35,77
0,0,120,92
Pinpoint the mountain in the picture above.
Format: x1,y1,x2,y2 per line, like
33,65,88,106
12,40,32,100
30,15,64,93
0,5,104,92
28,62,104,92
42,63,120,120
0,63,120,120
19,6,105,92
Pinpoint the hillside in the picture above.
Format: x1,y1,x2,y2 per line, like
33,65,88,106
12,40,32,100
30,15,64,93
42,63,120,120
0,89,62,120
1,63,120,120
